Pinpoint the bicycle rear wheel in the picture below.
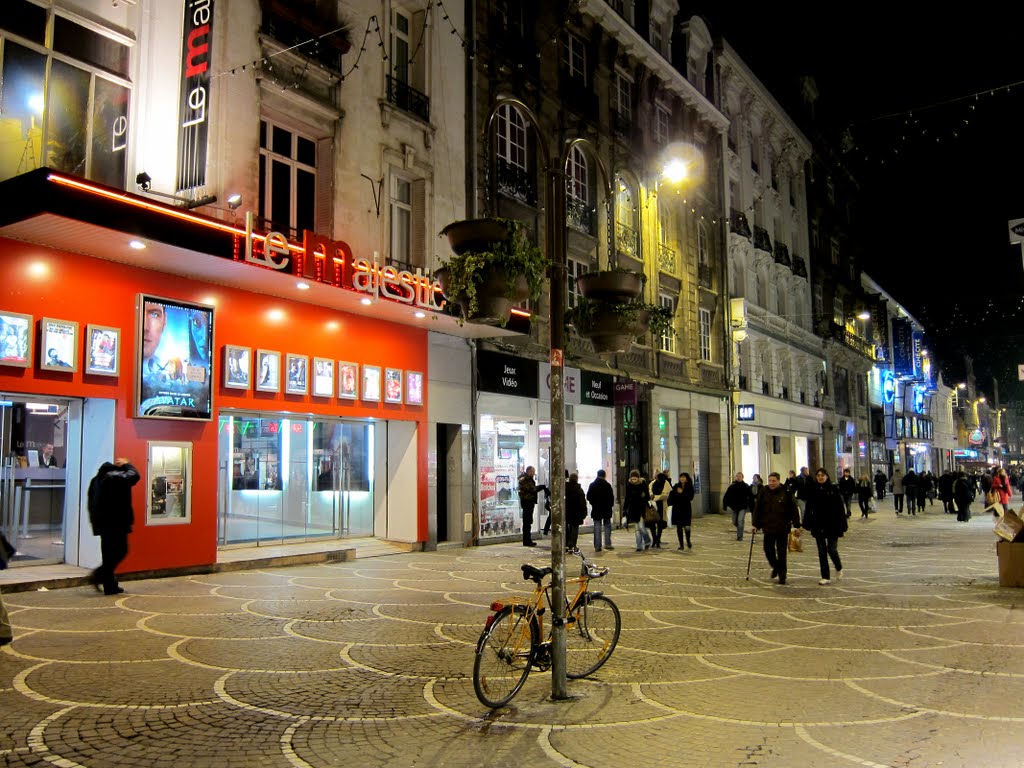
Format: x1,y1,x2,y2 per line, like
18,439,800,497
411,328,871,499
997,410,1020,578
565,594,621,679
473,606,538,708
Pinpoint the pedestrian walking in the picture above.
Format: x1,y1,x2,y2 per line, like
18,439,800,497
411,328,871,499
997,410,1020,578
668,472,695,550
794,466,813,518
904,470,918,515
751,472,801,585
953,471,974,522
88,457,141,595
586,469,615,552
874,469,888,500
517,466,540,547
992,467,1012,515
723,472,755,541
917,472,932,510
802,468,847,585
891,469,905,514
939,471,955,514
623,469,652,551
565,473,587,549
857,472,874,518
838,468,856,518
648,470,671,548
1,531,15,645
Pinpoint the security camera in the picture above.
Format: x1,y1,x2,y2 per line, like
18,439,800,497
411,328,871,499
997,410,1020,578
136,172,152,191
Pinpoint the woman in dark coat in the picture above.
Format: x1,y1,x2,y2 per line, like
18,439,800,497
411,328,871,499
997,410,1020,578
623,469,652,551
856,472,873,518
667,472,695,550
903,470,919,515
802,468,848,585
564,473,588,549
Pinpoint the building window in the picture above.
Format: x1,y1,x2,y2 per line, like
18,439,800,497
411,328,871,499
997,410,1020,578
832,295,845,326
388,173,425,271
697,221,709,265
699,308,712,361
567,258,588,309
259,118,317,238
495,0,525,38
496,104,527,171
0,11,131,187
562,31,587,86
659,294,677,354
830,238,840,265
613,70,632,120
387,8,429,121
651,21,663,55
811,220,820,251
566,145,591,233
654,103,670,146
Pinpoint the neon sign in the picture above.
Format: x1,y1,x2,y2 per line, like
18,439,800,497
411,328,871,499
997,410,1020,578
882,371,895,404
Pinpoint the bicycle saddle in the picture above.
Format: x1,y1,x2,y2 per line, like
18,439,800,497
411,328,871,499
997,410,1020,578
522,563,552,583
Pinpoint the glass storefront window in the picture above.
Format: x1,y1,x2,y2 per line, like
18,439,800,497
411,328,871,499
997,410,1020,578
479,416,527,539
218,413,376,547
47,59,90,175
0,42,46,179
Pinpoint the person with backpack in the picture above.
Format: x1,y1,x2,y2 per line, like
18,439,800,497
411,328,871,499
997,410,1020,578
88,458,141,595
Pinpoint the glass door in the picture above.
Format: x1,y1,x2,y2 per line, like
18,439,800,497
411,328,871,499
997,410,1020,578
219,413,376,547
0,394,72,565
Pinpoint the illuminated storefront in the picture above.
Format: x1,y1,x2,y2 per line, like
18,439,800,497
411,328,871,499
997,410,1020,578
475,350,613,542
0,170,449,572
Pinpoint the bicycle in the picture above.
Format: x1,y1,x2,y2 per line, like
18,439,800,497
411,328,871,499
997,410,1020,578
472,548,621,708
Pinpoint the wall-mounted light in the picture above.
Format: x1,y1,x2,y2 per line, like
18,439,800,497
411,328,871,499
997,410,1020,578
135,171,217,209
226,193,242,210
856,308,871,320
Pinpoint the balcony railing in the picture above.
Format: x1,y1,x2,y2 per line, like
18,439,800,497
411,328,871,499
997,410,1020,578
792,254,808,278
829,321,874,360
496,158,536,206
699,363,724,388
616,222,639,258
567,199,595,235
698,262,713,289
730,209,751,238
386,76,430,122
658,243,676,273
773,242,791,267
753,225,772,252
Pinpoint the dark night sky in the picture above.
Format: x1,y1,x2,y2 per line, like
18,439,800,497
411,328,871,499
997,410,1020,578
695,9,1024,400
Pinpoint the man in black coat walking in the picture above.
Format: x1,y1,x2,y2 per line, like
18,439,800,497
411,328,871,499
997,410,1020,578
586,469,615,552
88,458,141,595
751,472,802,585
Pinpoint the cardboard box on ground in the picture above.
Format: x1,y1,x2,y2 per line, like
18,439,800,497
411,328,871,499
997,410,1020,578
994,509,1024,587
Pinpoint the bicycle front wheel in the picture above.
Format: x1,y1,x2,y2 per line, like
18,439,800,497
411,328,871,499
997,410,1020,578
565,594,621,679
473,606,538,708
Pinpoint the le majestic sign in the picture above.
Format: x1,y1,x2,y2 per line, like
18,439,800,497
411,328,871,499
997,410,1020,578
243,215,444,312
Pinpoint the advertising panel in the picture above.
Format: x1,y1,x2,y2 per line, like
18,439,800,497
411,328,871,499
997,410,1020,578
136,295,213,420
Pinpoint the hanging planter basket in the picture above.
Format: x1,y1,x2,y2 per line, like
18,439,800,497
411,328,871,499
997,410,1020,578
576,271,644,303
436,263,529,326
441,218,511,255
577,306,650,354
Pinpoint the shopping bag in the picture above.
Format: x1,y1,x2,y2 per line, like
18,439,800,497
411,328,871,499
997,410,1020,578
788,529,803,552
869,497,877,512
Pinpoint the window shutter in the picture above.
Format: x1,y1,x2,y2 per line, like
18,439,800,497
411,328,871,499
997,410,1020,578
410,178,426,269
315,136,334,236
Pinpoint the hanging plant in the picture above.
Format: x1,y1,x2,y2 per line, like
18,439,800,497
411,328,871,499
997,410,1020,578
566,297,676,353
437,218,548,325
576,268,645,303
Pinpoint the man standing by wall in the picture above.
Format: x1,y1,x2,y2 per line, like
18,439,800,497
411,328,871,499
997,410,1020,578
88,458,141,595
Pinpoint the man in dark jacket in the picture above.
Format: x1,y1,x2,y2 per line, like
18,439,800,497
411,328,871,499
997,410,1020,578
751,472,802,585
586,469,615,552
565,473,588,549
723,472,755,541
518,466,540,547
88,458,141,595
874,470,889,500
837,468,856,518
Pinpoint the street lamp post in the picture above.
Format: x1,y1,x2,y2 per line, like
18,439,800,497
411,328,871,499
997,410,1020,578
484,98,611,700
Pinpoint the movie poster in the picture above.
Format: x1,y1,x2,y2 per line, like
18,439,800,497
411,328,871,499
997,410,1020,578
137,295,214,420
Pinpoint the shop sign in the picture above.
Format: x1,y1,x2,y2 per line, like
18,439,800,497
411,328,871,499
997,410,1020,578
882,371,895,404
913,386,925,414
580,370,613,407
244,221,444,313
539,362,581,405
737,404,755,421
613,380,637,406
476,350,538,398
177,0,214,190
968,428,986,446
953,449,979,458
891,317,915,378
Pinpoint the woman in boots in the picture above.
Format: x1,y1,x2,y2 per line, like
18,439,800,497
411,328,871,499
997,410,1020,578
668,472,695,550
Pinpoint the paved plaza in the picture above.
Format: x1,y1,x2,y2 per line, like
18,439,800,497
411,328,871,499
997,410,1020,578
1,497,1022,767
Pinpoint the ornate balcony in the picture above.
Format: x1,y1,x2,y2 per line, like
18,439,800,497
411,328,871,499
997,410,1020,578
729,209,751,238
496,158,536,206
829,321,874,360
658,243,676,273
698,262,713,289
753,225,772,253
616,222,639,258
773,242,791,267
386,76,430,122
792,254,808,278
567,199,595,235
699,362,725,388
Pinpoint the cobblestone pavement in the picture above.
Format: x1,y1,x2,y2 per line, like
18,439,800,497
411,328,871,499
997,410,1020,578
1,498,1022,768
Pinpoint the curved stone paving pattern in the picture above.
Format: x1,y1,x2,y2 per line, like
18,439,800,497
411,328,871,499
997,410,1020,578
1,504,1022,767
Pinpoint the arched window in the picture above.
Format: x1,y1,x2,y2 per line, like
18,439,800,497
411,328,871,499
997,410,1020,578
566,145,592,233
496,104,527,171
697,221,708,265
615,174,639,258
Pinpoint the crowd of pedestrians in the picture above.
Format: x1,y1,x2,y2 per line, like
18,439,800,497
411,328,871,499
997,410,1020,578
513,462,1018,588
